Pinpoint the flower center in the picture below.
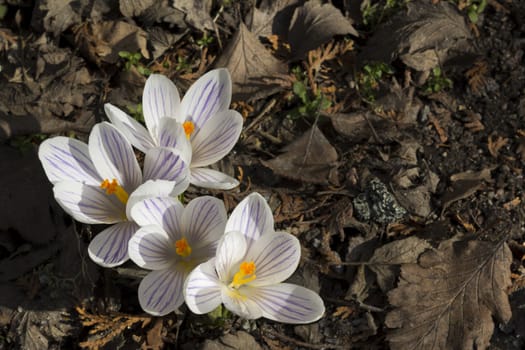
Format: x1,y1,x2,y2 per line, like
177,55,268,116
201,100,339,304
183,121,195,139
100,179,129,204
229,261,256,289
174,237,192,257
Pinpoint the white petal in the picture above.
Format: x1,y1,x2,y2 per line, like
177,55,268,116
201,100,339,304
225,193,274,250
190,168,239,190
191,110,242,167
180,68,232,131
157,118,192,164
126,179,187,219
221,286,262,320
53,181,125,224
184,259,223,314
246,232,301,286
143,147,190,186
88,221,139,267
104,103,156,153
128,226,175,270
182,196,227,248
138,268,185,316
130,197,184,241
250,283,325,324
38,137,100,186
214,231,246,283
89,122,142,192
143,74,181,133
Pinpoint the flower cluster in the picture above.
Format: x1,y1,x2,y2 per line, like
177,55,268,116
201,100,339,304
38,69,324,324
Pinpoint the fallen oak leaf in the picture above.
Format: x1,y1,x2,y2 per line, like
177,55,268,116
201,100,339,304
386,238,512,350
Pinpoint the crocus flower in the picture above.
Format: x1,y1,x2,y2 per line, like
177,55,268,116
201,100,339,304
184,193,325,324
38,122,189,267
104,68,243,190
128,196,227,315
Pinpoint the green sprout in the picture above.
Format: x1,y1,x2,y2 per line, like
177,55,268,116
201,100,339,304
11,133,48,153
127,103,145,124
118,51,151,76
175,56,191,72
451,0,487,23
357,62,394,102
424,67,453,93
287,68,331,119
362,0,409,27
196,32,214,48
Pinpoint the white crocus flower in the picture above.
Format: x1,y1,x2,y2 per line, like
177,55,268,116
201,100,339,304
38,122,190,267
104,68,243,190
184,193,325,324
128,196,227,315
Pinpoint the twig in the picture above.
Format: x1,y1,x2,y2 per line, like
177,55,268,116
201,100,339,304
263,326,348,350
243,98,277,134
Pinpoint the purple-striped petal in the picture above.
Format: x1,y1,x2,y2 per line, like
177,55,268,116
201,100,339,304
225,193,274,249
190,168,239,190
53,181,125,224
221,285,263,320
143,147,190,187
88,221,139,267
157,118,192,164
104,103,156,153
128,226,175,270
126,179,187,220
191,109,242,167
143,74,181,132
182,196,227,248
214,231,247,283
130,197,184,241
138,268,185,316
38,137,100,186
245,232,300,286
249,283,325,324
184,259,223,314
89,122,142,193
179,69,232,133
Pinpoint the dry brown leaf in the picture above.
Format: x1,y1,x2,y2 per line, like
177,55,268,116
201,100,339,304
261,125,339,185
428,113,448,143
143,318,164,350
247,0,300,37
367,236,431,292
386,239,512,350
466,60,488,94
503,197,521,210
488,134,508,158
359,2,473,71
287,0,358,60
449,167,495,182
173,0,213,31
440,179,483,215
463,111,485,132
213,22,288,102
332,306,354,320
201,331,263,350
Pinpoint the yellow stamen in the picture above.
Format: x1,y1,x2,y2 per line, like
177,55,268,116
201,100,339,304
229,261,256,289
174,237,192,257
100,179,129,204
183,121,195,139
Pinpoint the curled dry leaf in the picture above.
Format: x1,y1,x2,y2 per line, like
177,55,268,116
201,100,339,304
386,238,512,350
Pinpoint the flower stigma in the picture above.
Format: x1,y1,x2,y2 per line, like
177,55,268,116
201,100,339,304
229,261,256,289
182,121,195,139
175,237,192,257
100,179,129,204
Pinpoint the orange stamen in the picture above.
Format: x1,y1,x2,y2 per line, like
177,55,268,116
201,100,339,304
100,179,129,204
175,237,192,257
183,121,195,139
230,261,256,288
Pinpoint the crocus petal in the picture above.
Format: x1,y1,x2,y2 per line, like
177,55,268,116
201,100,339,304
138,268,185,316
191,109,242,168
126,179,187,219
190,168,239,190
104,103,156,153
143,147,190,186
182,196,227,248
225,193,274,249
221,286,263,320
246,232,301,287
88,221,139,267
249,283,325,324
157,118,192,164
89,122,142,192
179,68,232,132
130,197,184,241
53,181,124,224
128,226,175,270
143,74,181,134
38,137,100,186
215,231,247,283
184,259,223,314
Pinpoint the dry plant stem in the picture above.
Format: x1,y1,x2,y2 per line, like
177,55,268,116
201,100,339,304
243,98,277,134
323,296,384,313
263,326,348,350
